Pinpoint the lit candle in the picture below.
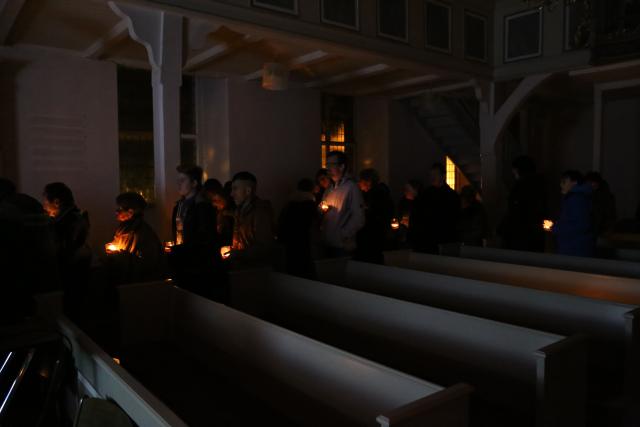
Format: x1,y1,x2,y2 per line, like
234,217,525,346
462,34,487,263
391,218,400,230
221,246,232,259
105,243,120,254
320,201,330,213
543,220,554,231
163,241,174,253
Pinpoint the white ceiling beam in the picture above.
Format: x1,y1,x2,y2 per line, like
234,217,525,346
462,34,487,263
82,19,129,59
356,74,440,96
183,34,261,72
305,63,392,89
244,49,330,81
0,0,26,44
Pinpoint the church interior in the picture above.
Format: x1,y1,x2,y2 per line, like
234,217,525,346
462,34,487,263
1,0,640,426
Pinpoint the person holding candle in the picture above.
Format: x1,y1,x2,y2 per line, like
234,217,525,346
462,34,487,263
104,192,163,284
409,163,460,254
355,168,394,264
320,151,365,258
42,182,91,323
225,171,275,269
278,178,319,279
170,165,226,302
314,168,333,205
552,170,595,257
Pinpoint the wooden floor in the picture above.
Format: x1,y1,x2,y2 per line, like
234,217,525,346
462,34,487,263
121,341,299,427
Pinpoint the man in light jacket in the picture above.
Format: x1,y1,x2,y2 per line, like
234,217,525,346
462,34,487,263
320,151,365,257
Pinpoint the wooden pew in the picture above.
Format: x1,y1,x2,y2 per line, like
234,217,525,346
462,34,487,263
456,245,640,279
231,271,587,427
316,258,640,425
36,292,188,427
385,250,640,306
39,282,470,427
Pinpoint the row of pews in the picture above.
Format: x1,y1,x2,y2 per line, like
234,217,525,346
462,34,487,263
36,245,640,426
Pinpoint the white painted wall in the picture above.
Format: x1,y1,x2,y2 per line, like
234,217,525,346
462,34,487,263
0,47,119,248
198,77,321,214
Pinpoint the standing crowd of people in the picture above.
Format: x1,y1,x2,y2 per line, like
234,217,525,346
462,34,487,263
0,151,629,331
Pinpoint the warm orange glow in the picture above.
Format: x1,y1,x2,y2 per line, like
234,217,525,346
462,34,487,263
320,201,330,213
391,218,400,230
543,220,554,231
446,157,456,189
112,357,121,365
105,242,122,254
164,241,174,253
221,246,232,259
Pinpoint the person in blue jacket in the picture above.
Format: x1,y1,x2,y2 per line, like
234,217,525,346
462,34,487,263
553,170,595,257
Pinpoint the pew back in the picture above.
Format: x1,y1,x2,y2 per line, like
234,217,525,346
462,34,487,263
119,282,470,427
385,250,640,306
36,291,187,427
459,246,640,279
231,271,587,426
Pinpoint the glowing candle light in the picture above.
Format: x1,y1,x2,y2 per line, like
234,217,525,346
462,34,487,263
320,201,330,213
221,246,232,259
391,218,400,230
164,241,174,253
543,220,554,231
105,243,120,254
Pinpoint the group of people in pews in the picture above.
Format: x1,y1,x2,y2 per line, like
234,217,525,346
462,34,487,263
0,150,630,330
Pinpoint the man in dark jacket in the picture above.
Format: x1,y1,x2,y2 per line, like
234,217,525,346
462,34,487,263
499,156,547,252
585,172,616,236
355,168,395,264
170,165,226,302
458,185,489,247
105,192,163,284
409,163,460,254
1,179,55,324
278,178,318,279
42,182,91,323
226,171,275,269
553,171,595,257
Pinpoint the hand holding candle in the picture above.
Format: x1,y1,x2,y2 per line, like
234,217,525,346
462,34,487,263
543,220,554,231
221,246,232,259
320,201,330,213
163,241,174,253
105,242,121,254
391,218,400,230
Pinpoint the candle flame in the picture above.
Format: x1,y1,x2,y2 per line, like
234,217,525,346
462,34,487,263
164,241,174,253
391,218,400,230
105,242,120,254
320,201,330,213
543,220,554,231
221,246,232,259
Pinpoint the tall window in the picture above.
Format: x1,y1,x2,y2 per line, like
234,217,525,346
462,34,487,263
118,66,155,202
180,75,197,166
117,67,197,202
321,94,354,170
446,156,456,189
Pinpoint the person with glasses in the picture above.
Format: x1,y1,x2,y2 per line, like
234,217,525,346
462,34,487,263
320,151,365,258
